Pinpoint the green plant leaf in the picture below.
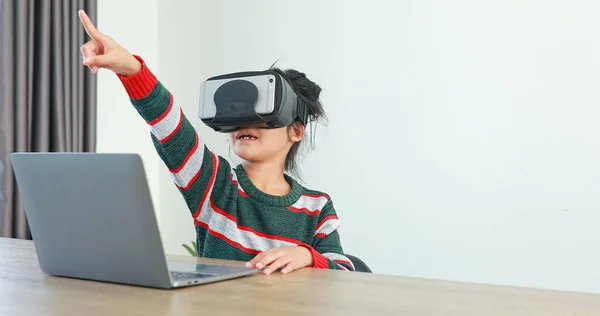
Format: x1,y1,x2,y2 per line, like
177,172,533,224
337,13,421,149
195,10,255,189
182,243,197,257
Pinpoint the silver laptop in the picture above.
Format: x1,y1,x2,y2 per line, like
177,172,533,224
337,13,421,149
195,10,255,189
10,152,258,289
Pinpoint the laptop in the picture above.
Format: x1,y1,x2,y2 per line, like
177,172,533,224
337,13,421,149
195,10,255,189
10,152,258,289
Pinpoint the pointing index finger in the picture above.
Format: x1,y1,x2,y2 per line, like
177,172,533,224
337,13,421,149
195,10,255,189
78,10,103,41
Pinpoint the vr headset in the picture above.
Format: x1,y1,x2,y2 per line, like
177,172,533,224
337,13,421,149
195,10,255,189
197,70,309,132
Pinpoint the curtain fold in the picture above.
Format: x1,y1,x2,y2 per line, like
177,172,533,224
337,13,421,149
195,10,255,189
0,0,97,239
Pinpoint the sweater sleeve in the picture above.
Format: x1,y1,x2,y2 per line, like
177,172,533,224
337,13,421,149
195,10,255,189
301,200,355,271
117,55,229,222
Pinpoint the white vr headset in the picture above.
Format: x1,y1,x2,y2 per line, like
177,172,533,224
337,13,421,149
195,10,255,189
198,70,309,133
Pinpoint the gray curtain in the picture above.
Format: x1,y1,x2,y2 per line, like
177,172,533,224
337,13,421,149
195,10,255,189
0,0,97,239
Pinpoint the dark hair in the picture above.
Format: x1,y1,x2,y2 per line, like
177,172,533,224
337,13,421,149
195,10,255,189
271,66,327,179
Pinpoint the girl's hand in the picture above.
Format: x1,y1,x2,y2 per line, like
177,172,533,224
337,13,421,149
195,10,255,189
247,246,314,275
78,10,141,76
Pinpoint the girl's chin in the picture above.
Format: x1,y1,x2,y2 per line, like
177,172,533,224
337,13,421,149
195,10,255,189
232,150,256,161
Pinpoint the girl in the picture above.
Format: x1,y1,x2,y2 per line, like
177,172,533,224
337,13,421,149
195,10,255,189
78,10,354,274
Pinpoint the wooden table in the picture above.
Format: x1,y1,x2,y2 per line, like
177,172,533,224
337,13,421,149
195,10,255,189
1,238,599,315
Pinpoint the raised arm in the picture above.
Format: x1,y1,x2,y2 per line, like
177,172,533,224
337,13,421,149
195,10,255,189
78,10,227,220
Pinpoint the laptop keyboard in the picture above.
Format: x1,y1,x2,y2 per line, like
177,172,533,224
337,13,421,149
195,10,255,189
170,271,218,281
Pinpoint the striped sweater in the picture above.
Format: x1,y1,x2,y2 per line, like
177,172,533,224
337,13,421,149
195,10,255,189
118,56,354,271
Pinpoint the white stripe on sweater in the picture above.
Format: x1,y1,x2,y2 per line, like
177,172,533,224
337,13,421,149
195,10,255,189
207,210,298,252
323,252,355,270
195,163,298,252
150,100,181,141
150,99,205,189
169,137,204,189
288,194,328,215
316,217,341,236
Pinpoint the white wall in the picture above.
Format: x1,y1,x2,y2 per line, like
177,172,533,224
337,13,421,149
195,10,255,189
96,1,162,223
99,0,600,294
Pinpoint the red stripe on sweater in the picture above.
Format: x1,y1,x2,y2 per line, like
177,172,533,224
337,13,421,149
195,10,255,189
148,93,174,126
194,220,260,255
209,197,303,245
315,233,328,238
302,193,329,199
192,152,218,219
209,197,237,222
169,133,199,173
159,109,183,144
316,215,339,231
287,206,321,216
333,259,353,268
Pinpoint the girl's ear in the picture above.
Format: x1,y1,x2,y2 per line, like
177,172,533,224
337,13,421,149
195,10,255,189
288,121,305,142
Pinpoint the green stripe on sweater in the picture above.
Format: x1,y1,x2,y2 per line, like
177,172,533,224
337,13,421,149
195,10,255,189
130,82,170,122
